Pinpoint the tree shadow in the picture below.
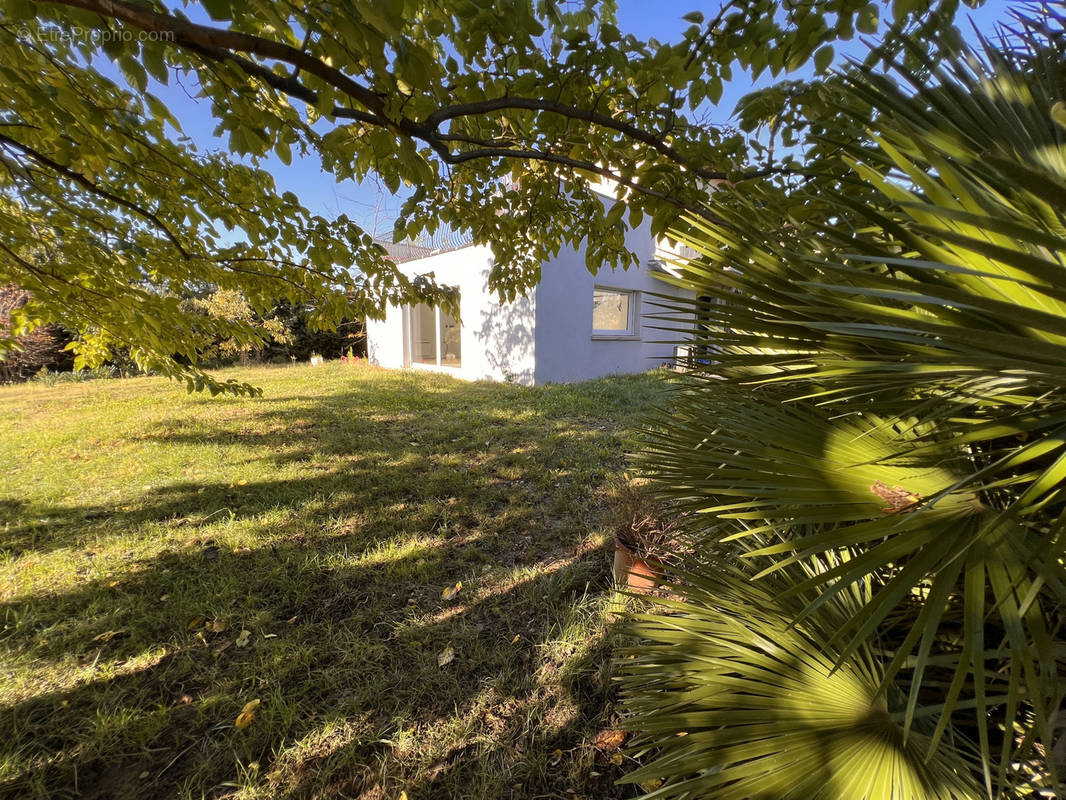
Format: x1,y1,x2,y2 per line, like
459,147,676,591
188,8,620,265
0,371,658,799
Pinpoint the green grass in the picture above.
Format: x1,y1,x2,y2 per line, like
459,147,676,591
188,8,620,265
0,362,663,800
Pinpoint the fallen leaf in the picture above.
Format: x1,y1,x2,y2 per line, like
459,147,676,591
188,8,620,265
441,581,462,601
108,581,118,588
235,698,260,730
233,546,252,555
209,619,227,633
138,770,149,779
235,629,251,648
511,634,521,644
237,479,248,486
437,644,455,667
549,748,563,766
399,793,409,800
187,616,205,631
610,753,624,765
286,616,298,625
640,779,663,792
594,729,626,752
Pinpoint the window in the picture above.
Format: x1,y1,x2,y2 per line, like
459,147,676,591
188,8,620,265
592,287,638,337
407,299,461,368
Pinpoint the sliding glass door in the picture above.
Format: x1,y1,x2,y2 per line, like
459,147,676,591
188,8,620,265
411,303,437,364
407,301,461,369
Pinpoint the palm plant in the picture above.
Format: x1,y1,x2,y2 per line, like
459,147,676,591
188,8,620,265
620,12,1066,799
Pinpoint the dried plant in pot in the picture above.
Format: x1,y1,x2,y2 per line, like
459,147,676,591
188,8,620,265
610,479,681,595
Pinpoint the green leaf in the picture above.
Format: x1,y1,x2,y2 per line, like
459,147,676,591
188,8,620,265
814,44,834,73
858,3,880,33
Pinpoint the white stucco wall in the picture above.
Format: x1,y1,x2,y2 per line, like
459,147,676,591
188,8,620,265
532,218,690,384
365,306,405,370
365,245,537,385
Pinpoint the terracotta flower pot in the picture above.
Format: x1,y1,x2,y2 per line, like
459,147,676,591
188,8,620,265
613,542,662,594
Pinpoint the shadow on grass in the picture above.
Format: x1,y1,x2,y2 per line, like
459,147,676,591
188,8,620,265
0,371,660,799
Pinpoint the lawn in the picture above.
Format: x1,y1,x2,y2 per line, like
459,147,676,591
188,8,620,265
0,362,664,800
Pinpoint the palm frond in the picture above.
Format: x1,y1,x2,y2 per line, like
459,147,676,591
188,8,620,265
630,21,1066,798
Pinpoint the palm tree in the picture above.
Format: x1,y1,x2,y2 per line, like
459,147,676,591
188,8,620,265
620,11,1065,799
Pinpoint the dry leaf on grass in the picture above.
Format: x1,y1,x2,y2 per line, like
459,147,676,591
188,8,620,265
235,699,260,730
593,729,626,752
437,645,455,667
187,616,205,631
441,581,462,600
235,629,251,648
209,619,227,633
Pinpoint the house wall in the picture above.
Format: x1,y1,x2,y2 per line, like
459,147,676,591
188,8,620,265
532,218,688,384
365,245,538,385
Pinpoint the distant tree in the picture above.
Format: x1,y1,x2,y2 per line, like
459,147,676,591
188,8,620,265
265,300,364,363
188,287,290,364
0,284,72,379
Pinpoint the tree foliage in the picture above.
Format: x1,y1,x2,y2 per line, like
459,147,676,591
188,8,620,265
623,15,1066,798
0,0,972,391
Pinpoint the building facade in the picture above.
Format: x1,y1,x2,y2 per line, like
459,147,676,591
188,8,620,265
366,217,692,386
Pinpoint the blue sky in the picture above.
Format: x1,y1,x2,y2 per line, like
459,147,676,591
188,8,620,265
141,1,1016,236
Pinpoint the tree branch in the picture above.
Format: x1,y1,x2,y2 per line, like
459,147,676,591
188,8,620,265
0,132,191,258
425,95,730,182
37,0,749,222
438,145,723,224
44,0,389,118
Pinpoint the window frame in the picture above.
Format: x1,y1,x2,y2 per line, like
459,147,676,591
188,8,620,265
591,285,640,340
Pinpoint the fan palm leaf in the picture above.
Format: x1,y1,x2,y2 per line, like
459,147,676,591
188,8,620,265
618,556,985,800
633,20,1066,797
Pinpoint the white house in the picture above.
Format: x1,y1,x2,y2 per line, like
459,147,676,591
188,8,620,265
365,214,694,386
